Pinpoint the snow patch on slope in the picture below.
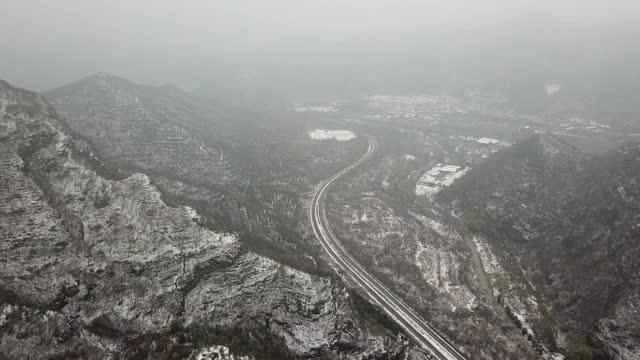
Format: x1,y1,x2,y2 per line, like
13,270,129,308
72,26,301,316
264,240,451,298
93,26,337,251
295,105,337,112
545,83,561,95
308,129,356,141
472,235,504,277
193,345,254,360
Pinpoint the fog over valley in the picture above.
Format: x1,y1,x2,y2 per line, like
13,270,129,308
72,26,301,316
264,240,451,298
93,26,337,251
1,1,639,360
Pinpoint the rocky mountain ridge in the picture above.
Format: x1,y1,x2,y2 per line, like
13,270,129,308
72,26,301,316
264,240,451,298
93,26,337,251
0,80,425,359
46,73,365,275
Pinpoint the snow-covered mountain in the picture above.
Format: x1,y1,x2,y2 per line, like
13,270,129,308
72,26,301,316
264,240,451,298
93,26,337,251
0,79,426,359
439,134,640,359
45,73,360,274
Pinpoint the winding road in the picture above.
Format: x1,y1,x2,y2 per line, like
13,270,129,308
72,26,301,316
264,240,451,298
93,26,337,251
309,136,468,360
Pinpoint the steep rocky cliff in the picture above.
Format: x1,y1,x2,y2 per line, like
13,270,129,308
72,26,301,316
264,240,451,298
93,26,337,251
0,80,426,359
438,134,640,359
46,73,363,275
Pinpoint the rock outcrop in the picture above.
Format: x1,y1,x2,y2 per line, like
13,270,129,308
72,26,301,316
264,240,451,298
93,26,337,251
0,80,425,359
46,73,363,276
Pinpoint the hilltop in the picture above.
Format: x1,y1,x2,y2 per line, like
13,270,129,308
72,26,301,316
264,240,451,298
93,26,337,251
438,134,640,359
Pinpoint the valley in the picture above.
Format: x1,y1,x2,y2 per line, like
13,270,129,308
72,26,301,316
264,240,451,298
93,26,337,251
2,3,639,360
1,74,637,360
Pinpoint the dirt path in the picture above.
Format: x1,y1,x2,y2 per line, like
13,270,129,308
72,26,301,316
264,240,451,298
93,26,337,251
437,209,496,303
462,232,494,299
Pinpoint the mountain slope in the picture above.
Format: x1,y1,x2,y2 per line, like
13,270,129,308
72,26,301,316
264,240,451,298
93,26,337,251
0,80,424,359
45,74,367,275
438,134,640,359
46,73,251,189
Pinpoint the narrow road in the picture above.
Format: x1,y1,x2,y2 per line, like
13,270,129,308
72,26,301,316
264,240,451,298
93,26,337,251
309,136,467,360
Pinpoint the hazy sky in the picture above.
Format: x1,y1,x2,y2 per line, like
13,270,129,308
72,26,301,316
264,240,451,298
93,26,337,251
1,0,639,90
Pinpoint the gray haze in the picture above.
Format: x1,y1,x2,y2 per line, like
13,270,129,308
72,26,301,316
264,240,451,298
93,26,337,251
2,0,640,92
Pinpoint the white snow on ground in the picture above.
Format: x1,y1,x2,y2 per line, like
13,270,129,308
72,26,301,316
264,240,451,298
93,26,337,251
454,135,511,147
439,165,460,173
427,168,441,176
543,353,565,360
569,116,588,125
367,94,443,107
294,105,337,112
403,154,416,160
0,305,17,327
515,312,535,337
411,213,463,240
184,206,200,220
0,99,7,116
443,283,477,311
473,235,565,359
308,129,356,141
192,345,253,360
545,83,561,95
420,173,437,184
411,214,480,312
414,241,477,311
415,183,439,196
477,137,499,145
472,236,502,274
415,165,469,196
440,167,469,187
589,120,611,129
423,217,450,237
